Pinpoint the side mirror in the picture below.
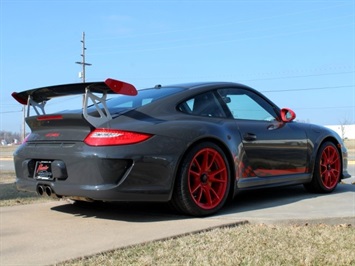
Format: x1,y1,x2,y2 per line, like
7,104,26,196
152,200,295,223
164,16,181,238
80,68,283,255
280,108,296,122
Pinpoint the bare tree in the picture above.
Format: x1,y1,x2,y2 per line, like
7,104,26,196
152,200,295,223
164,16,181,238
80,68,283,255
339,118,352,141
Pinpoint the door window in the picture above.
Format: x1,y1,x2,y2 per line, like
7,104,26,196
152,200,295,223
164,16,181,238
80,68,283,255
218,89,277,121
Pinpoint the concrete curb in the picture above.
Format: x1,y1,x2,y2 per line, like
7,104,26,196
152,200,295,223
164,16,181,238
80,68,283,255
1,183,354,265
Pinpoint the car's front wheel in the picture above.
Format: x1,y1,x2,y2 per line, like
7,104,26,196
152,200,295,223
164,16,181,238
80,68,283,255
171,142,231,216
304,141,341,193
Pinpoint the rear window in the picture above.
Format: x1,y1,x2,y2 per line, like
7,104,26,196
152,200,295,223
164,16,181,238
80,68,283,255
87,87,184,113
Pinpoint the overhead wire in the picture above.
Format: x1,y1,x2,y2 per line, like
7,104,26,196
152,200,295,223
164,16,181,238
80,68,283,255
260,85,353,93
87,2,353,55
88,2,353,42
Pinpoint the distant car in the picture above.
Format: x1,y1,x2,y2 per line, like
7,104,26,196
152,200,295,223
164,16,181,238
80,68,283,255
12,78,351,216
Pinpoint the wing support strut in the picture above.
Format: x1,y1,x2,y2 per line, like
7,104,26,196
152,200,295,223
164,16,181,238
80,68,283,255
27,96,46,116
83,87,112,128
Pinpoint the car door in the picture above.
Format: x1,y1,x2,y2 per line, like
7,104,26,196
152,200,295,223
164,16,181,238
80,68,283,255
218,88,308,177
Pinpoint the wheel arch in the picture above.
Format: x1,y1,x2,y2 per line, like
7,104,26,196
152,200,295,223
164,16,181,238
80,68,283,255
172,136,236,201
310,136,343,177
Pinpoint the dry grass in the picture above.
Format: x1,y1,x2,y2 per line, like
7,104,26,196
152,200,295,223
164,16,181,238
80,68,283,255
0,145,17,158
0,144,57,206
58,223,355,266
0,171,56,206
344,139,355,150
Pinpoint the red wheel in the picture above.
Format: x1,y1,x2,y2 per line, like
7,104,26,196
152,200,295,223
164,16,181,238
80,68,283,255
319,145,341,189
171,142,230,216
188,147,228,210
304,142,341,193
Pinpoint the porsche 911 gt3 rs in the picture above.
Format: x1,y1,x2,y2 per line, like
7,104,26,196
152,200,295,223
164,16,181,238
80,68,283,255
12,78,351,216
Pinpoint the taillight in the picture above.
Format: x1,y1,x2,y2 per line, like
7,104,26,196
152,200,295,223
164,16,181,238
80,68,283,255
22,134,31,144
84,128,153,146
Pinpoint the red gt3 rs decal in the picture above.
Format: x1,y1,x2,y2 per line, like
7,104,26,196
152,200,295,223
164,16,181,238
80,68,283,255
45,133,60,137
234,157,257,180
239,162,257,178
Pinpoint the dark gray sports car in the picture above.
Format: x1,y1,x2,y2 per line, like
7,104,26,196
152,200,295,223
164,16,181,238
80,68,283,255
12,78,351,216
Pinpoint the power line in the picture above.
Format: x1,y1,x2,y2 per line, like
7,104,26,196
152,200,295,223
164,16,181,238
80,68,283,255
1,104,19,107
86,69,354,84
88,2,352,42
0,110,22,114
88,20,354,56
261,85,354,93
240,71,354,82
297,106,354,110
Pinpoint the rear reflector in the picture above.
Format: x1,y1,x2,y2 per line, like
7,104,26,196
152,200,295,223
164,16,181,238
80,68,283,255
84,129,152,146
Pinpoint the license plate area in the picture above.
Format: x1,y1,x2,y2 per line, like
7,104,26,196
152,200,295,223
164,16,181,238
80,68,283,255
34,160,54,180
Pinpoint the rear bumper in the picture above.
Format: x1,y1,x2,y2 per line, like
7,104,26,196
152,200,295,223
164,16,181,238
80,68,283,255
15,178,171,202
13,141,179,202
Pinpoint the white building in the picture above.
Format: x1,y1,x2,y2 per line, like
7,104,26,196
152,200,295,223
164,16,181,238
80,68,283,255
325,125,355,140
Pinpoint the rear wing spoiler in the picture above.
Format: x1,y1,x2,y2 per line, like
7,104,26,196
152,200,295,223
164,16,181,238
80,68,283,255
12,78,137,128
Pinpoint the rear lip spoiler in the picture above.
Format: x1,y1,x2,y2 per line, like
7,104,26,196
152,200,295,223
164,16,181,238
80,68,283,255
11,78,137,128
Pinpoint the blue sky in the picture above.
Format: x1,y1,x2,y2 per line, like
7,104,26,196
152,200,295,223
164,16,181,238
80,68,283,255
1,0,354,133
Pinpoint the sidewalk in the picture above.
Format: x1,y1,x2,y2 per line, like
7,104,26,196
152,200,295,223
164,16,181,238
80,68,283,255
1,183,354,265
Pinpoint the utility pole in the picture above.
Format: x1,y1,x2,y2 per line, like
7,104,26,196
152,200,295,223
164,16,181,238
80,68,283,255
22,106,26,142
75,32,92,83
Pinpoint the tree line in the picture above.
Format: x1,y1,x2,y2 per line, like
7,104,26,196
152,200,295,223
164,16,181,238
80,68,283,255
0,131,22,145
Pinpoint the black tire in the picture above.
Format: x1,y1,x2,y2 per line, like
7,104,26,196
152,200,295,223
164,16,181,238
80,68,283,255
171,142,231,217
304,141,341,193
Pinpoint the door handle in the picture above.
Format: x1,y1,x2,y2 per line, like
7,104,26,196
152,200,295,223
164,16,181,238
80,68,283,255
243,133,257,141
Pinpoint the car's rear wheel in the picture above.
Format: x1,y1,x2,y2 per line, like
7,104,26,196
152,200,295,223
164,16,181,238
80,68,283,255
304,141,341,193
171,142,230,216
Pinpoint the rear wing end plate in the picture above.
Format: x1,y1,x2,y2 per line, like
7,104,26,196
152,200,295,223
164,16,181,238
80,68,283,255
12,78,137,128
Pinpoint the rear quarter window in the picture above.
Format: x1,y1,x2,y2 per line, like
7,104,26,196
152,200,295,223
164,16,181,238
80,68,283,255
177,91,227,118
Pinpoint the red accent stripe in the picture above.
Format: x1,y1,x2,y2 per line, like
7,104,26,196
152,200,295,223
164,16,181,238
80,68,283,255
255,167,307,176
37,115,63,121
